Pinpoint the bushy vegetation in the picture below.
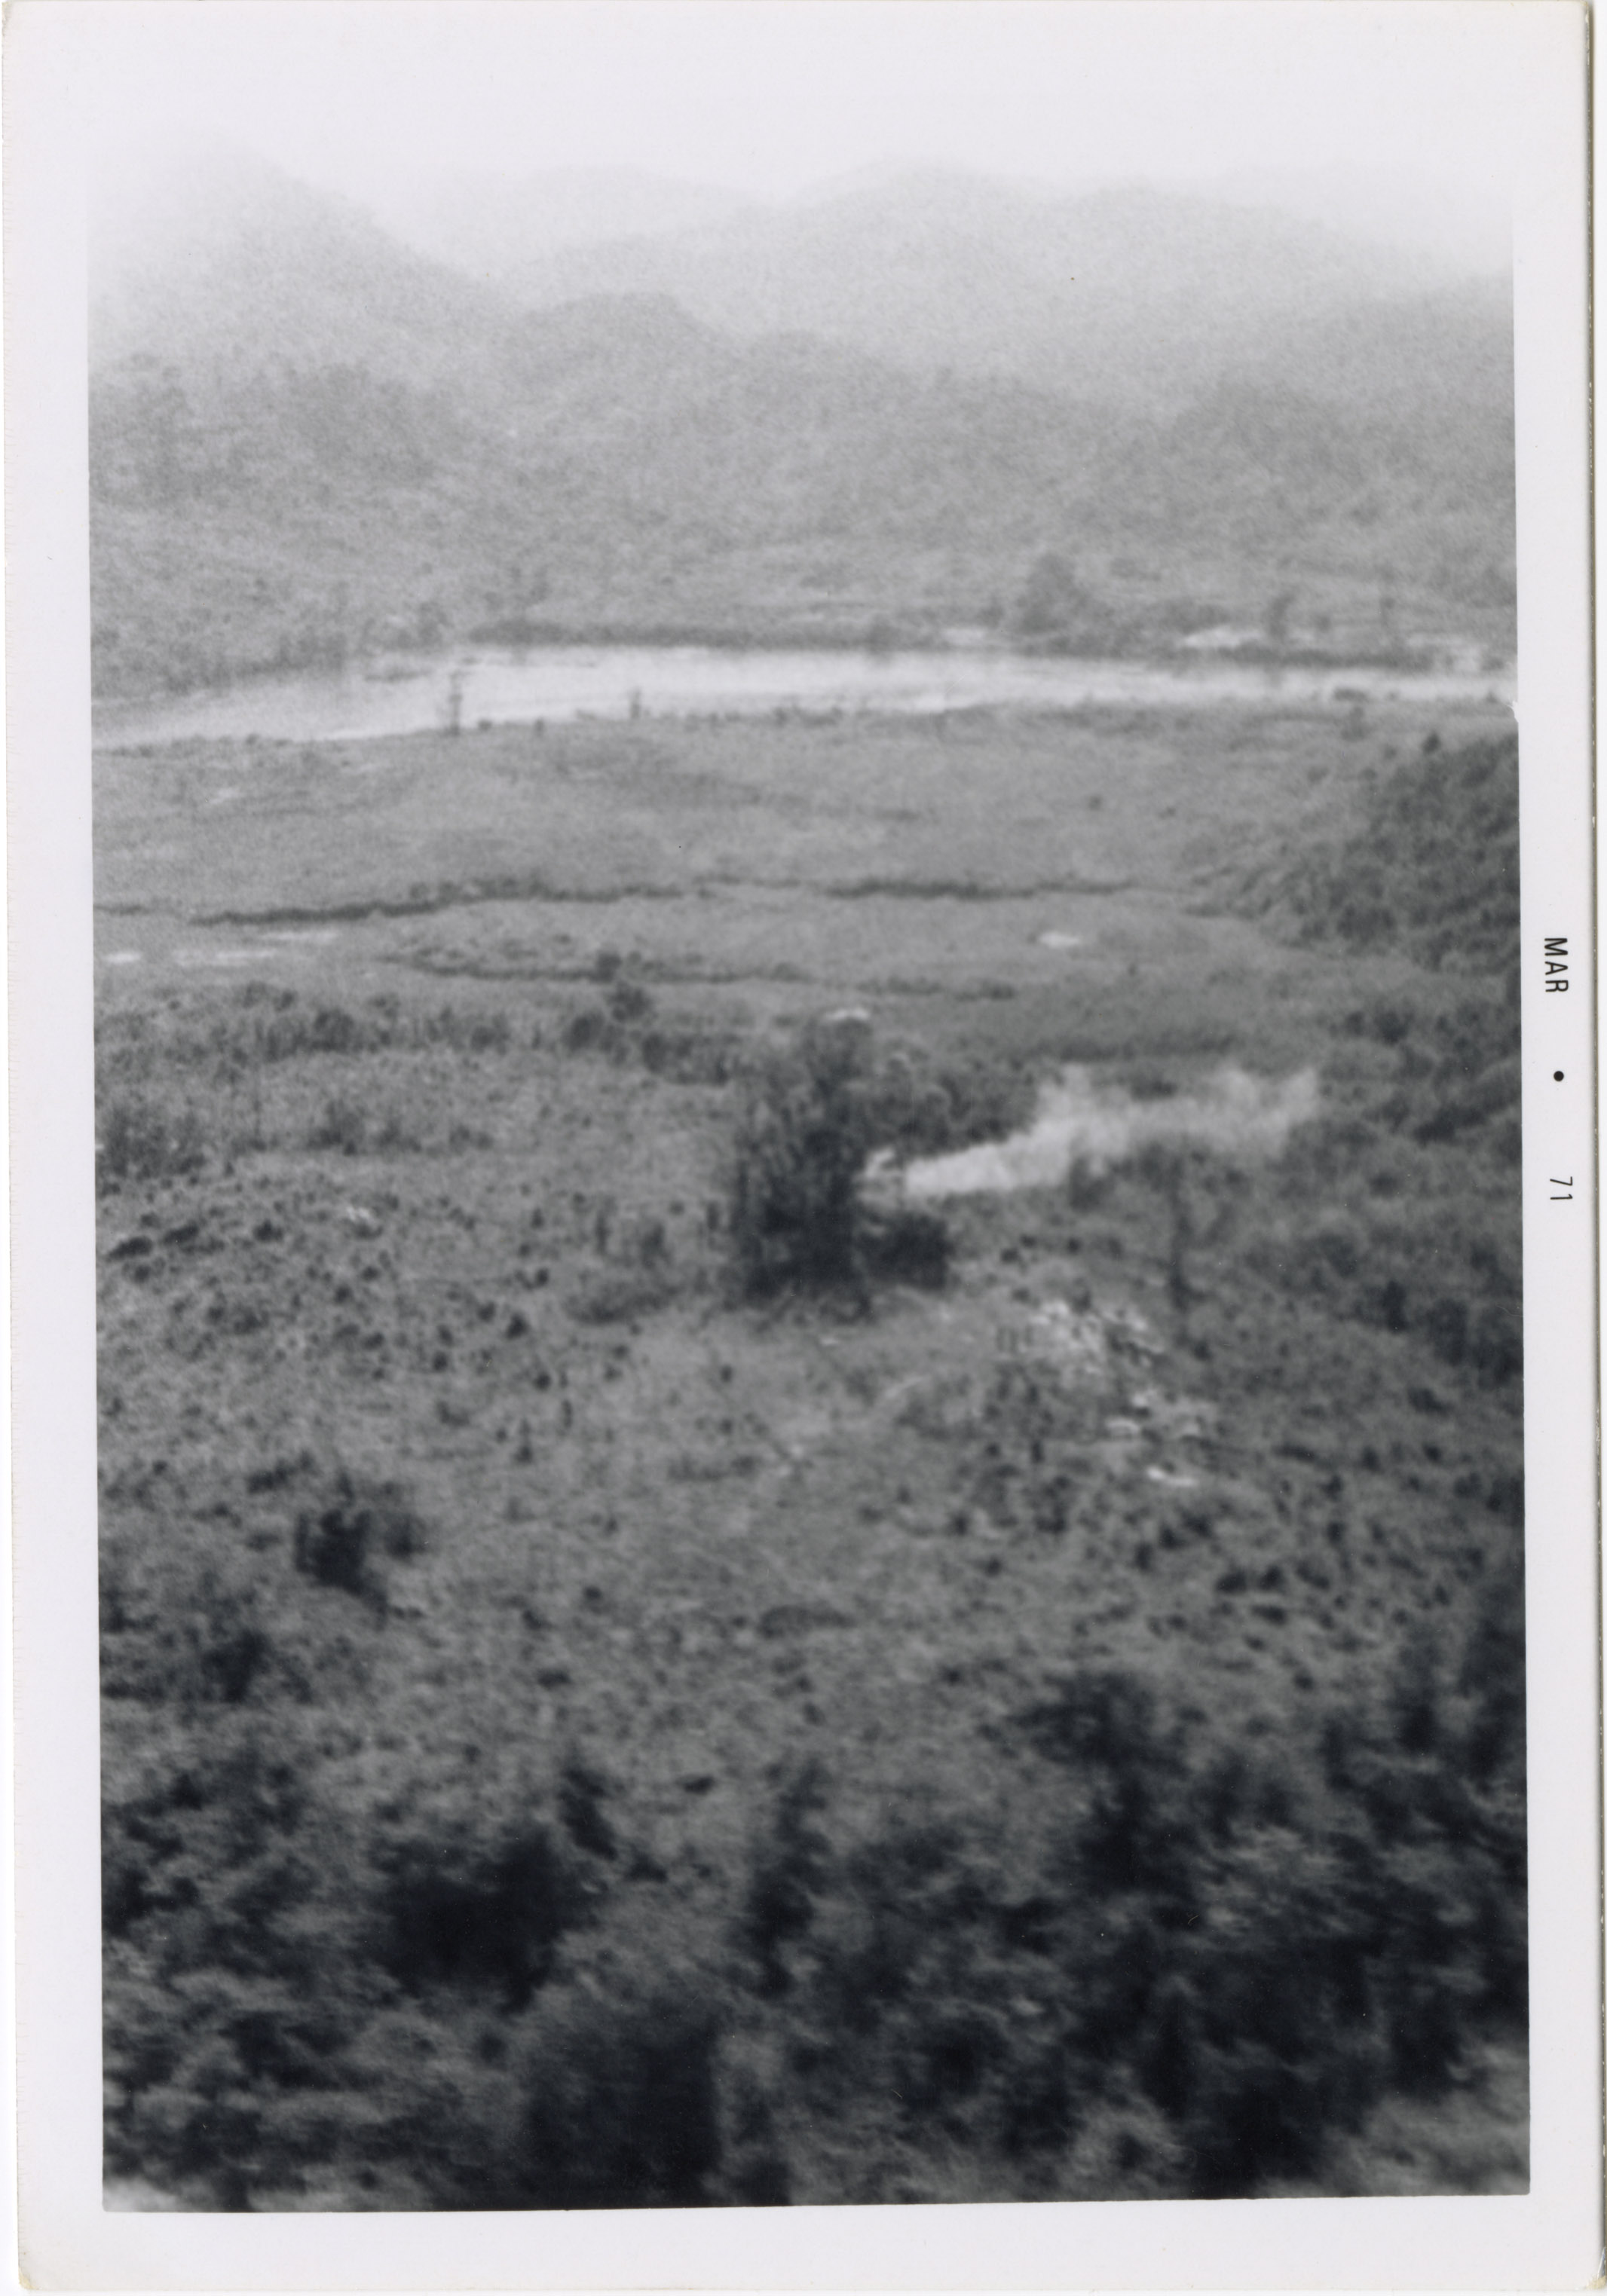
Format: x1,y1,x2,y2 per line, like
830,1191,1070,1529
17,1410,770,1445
1218,731,1523,1381
1247,731,1520,976
103,1449,1523,2206
99,987,516,1082
559,965,742,1085
725,1019,955,1303
99,1094,208,1187
292,1472,427,1599
740,1594,1524,2200
97,704,1526,2209
100,1438,730,2211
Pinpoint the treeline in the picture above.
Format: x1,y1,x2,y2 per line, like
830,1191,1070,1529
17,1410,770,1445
90,301,1515,699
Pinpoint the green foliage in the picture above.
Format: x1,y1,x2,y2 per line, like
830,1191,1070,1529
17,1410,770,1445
99,989,519,1084
1214,735,1523,1382
724,1019,975,1301
741,1760,831,1997
736,1602,1526,2200
99,1096,207,1188
369,1811,585,2009
1263,732,1520,974
94,701,1526,2209
565,1264,681,1325
306,1094,370,1154
292,1474,427,1600
1011,552,1134,652
518,1978,723,2208
726,1020,885,1301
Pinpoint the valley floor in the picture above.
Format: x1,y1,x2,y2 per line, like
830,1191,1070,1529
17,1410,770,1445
96,696,1526,2208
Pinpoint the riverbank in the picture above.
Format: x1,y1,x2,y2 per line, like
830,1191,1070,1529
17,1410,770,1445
94,637,1514,753
93,616,1507,712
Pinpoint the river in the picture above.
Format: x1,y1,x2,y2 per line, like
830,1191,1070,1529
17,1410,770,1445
93,642,1514,751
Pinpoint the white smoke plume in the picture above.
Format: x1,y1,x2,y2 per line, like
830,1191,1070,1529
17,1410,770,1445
889,1062,1320,1201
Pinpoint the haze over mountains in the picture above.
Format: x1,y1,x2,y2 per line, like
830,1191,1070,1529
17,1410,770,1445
367,161,1477,408
90,142,1514,699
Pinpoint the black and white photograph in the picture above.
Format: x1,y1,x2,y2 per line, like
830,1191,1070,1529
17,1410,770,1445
6,0,1600,2275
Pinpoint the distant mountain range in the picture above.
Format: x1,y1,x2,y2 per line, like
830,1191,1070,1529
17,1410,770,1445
89,145,1514,699
393,164,1465,408
363,163,756,277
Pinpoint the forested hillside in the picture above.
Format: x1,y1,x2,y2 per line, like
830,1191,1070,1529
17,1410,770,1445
90,147,1515,696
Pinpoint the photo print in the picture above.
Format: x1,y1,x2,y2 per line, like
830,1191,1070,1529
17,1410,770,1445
8,2,1599,2282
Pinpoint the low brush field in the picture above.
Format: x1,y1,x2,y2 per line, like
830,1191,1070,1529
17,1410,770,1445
96,696,1526,2209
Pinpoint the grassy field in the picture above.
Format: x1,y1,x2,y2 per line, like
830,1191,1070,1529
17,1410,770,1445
96,694,1526,2209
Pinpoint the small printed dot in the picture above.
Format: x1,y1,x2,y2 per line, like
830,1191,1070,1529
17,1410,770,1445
1553,1070,1565,1081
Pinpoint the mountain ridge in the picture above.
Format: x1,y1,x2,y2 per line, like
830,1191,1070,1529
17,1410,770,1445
485,171,1460,408
88,144,1515,699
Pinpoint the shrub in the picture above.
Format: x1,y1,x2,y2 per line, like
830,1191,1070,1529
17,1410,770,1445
561,974,676,1069
374,1108,422,1152
861,1206,952,1289
372,1819,583,2008
859,1042,1036,1160
100,1705,379,2205
518,1980,723,2207
606,977,656,1028
100,1547,284,1709
99,1095,207,1185
292,1473,427,1600
740,1759,830,1996
228,995,395,1066
727,1018,951,1302
638,1026,740,1085
1067,1154,1110,1211
420,1004,512,1053
565,1266,679,1325
305,1005,367,1055
562,1004,623,1059
727,1020,878,1299
306,1095,369,1154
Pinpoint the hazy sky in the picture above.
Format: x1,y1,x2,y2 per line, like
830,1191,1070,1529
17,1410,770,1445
68,0,1523,220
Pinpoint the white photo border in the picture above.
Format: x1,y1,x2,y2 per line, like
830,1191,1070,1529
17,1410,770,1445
8,2,1599,2286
